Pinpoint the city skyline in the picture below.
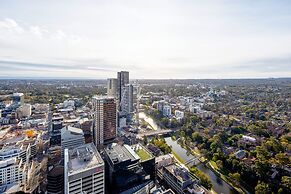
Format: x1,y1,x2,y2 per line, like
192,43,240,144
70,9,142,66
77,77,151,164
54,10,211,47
1,0,291,79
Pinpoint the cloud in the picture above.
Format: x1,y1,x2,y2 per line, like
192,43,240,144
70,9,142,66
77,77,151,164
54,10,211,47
235,56,291,72
0,18,23,33
0,59,117,72
0,1,291,79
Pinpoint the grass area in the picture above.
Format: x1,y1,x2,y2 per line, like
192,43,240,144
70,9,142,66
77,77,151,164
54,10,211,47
135,148,152,161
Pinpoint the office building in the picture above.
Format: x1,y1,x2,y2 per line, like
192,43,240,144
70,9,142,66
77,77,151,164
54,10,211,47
64,143,104,194
61,126,85,156
103,143,155,193
92,96,117,148
107,78,118,98
47,166,64,194
50,115,64,145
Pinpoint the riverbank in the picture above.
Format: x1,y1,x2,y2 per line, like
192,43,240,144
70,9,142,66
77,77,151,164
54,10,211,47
165,137,237,194
207,161,245,194
174,136,247,194
171,149,215,194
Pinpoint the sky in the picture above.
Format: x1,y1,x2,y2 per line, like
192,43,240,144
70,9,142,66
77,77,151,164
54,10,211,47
0,0,291,79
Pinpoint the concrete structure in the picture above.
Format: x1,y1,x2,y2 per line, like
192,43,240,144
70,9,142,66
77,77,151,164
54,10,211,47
0,158,24,186
157,100,165,112
61,126,85,156
160,164,204,194
0,141,37,163
174,110,184,119
63,100,75,109
163,105,172,117
16,104,32,119
155,154,174,169
64,143,104,194
92,96,117,149
107,78,118,98
12,93,24,105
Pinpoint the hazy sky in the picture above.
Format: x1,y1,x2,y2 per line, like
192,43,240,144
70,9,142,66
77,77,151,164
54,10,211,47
0,0,291,79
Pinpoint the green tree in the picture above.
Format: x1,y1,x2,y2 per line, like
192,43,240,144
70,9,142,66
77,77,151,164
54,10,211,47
281,176,291,192
255,181,271,194
229,172,240,186
216,160,223,169
192,132,203,143
190,167,212,189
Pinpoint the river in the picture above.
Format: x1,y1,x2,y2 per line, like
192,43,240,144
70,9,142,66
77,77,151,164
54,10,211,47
139,112,162,131
165,137,237,194
139,112,237,193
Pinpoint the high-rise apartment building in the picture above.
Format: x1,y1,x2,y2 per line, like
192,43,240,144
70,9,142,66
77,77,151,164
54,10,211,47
117,71,129,103
92,96,117,148
107,78,118,98
120,84,134,117
64,143,104,194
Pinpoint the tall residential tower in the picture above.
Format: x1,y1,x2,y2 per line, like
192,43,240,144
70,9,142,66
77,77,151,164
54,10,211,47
92,96,117,149
107,78,118,98
117,71,129,104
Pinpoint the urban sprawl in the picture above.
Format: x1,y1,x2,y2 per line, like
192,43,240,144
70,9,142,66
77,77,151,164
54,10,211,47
0,73,290,194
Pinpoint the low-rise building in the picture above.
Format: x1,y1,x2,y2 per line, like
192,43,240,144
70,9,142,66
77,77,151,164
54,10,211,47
158,164,204,194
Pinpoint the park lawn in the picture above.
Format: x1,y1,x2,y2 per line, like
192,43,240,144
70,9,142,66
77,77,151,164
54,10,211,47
136,148,152,161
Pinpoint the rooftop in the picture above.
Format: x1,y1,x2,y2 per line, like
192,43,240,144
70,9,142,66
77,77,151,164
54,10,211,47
92,95,115,101
67,143,103,175
61,125,83,136
105,143,139,164
132,144,153,161
155,154,173,163
165,164,191,183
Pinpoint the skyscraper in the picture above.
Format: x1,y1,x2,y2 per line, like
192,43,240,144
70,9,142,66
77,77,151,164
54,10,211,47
117,71,129,104
120,84,134,117
107,78,118,98
92,96,117,149
64,143,104,194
